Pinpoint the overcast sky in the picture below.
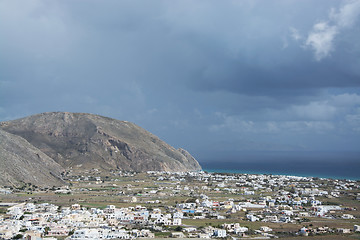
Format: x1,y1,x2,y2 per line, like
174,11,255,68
1,0,360,160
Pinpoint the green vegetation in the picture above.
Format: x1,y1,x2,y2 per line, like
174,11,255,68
154,232,171,238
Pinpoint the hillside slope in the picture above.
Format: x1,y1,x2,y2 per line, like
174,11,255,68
0,129,65,187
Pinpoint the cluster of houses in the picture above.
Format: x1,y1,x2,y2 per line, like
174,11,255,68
0,171,359,239
0,202,256,239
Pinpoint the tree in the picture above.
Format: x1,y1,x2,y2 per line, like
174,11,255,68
13,234,23,239
68,229,75,236
175,226,183,231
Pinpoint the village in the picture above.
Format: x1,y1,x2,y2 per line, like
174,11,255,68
0,171,359,239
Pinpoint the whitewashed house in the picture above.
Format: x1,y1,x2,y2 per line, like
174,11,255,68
67,228,99,239
214,229,226,238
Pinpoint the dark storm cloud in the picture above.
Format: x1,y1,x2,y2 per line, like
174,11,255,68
193,52,360,96
1,0,360,156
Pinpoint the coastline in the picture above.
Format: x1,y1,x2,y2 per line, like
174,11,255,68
198,152,360,181
203,168,360,181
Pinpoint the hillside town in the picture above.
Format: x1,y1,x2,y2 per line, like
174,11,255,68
0,171,359,239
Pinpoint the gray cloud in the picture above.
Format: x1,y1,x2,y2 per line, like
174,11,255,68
1,0,360,158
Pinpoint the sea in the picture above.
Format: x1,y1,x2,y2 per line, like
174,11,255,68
198,151,360,180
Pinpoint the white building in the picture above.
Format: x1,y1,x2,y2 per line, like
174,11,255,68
173,218,182,225
67,228,99,239
214,229,226,238
260,226,272,232
246,214,259,222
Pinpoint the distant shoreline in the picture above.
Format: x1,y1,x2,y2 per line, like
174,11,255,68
198,151,360,181
203,168,359,181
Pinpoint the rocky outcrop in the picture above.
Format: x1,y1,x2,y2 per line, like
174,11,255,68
0,112,202,172
0,129,65,187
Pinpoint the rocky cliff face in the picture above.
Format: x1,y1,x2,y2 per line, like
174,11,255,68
0,112,202,172
0,129,65,187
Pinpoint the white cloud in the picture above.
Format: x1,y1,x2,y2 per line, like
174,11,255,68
289,93,360,120
345,108,360,132
305,22,337,61
210,114,255,133
290,27,301,41
330,0,360,28
281,121,334,133
147,108,158,114
282,36,289,49
210,112,334,134
305,0,360,61
331,93,360,106
291,100,337,120
266,121,279,132
210,93,360,135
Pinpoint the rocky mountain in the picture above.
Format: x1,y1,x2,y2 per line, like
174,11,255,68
0,112,202,173
0,129,65,187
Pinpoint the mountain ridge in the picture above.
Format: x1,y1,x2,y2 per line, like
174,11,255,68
0,112,201,175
